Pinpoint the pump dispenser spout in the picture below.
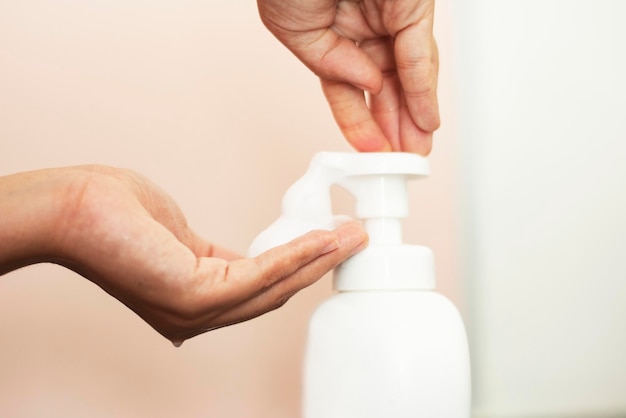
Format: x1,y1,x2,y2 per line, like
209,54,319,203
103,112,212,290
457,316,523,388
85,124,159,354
248,152,433,290
256,153,473,418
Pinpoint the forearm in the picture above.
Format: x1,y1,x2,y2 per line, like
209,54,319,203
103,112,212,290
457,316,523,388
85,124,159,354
0,168,75,274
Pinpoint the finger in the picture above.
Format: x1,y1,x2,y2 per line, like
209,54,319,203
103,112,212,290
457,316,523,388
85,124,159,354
251,221,367,294
144,227,344,340
217,227,343,304
204,221,368,329
369,76,402,152
395,18,440,138
360,37,433,154
361,37,402,151
399,96,434,155
321,78,391,152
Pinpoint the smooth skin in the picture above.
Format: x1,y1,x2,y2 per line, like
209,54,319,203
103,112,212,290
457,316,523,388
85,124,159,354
257,0,439,154
0,166,367,343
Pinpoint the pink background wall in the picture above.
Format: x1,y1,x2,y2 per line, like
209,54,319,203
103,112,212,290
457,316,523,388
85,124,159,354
0,1,459,416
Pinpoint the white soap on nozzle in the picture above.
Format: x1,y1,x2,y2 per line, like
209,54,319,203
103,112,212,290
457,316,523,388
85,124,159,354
248,151,471,418
248,152,428,256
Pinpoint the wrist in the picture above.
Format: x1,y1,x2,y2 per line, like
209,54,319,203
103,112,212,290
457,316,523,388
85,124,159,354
0,167,84,274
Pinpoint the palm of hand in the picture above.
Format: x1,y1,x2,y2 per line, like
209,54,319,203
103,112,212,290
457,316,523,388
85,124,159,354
53,166,365,344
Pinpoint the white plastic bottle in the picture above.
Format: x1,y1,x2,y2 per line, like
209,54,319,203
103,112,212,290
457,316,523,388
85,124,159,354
249,152,471,418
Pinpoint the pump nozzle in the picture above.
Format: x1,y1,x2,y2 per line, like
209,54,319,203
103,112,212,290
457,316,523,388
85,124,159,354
249,151,434,290
248,152,428,254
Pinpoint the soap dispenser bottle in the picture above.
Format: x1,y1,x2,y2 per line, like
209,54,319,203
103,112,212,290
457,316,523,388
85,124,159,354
249,152,470,418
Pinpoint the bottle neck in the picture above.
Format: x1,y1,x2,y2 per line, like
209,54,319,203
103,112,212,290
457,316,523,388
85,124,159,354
333,244,436,291
363,218,403,245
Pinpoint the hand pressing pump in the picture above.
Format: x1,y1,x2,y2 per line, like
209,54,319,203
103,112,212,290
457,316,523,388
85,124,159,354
249,152,471,418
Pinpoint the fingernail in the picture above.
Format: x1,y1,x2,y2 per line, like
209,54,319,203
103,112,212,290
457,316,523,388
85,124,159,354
349,238,369,257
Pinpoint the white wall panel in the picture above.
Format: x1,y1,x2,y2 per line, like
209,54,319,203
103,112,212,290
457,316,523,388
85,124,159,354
455,1,626,416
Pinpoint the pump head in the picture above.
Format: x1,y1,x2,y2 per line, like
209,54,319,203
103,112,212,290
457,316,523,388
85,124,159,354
248,152,435,290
